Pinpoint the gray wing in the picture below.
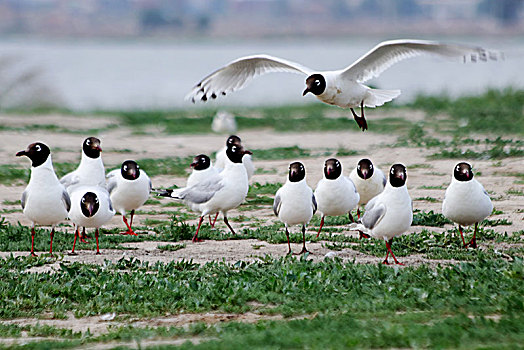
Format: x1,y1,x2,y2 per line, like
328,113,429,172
62,190,71,212
21,190,27,210
186,54,312,103
312,193,317,215
106,174,118,195
176,175,224,204
361,203,386,230
341,39,500,83
272,190,282,216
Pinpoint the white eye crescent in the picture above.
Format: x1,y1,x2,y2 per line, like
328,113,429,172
35,145,41,151
123,165,128,171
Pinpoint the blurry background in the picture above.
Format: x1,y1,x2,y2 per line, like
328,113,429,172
0,0,522,110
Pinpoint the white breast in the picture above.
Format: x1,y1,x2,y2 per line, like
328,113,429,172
277,180,314,227
110,172,151,214
349,168,385,205
442,179,493,226
369,186,413,241
314,176,359,216
69,186,115,229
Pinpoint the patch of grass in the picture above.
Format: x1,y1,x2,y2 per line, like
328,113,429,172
414,196,439,203
157,243,186,252
506,188,524,196
251,146,311,160
412,210,452,227
410,88,524,135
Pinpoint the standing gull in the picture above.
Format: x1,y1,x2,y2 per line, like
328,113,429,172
314,158,359,237
350,164,412,265
273,162,317,255
188,39,500,130
349,158,386,219
158,145,250,243
107,160,151,236
69,186,115,255
16,142,70,256
442,162,493,248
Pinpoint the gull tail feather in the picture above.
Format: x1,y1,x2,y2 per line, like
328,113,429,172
364,88,401,108
348,223,371,235
154,188,184,199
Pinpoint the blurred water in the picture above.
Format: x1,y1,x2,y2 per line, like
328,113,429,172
0,36,522,110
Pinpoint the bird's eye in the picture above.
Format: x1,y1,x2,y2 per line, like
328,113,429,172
369,164,373,169
95,198,99,203
86,140,91,145
35,145,41,151
81,198,85,203
123,165,127,171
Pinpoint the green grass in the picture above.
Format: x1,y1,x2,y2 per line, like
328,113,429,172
410,88,524,135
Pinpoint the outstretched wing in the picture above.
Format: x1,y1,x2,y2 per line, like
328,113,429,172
341,39,501,83
187,55,312,103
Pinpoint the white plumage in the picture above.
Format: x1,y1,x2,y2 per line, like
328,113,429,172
442,162,492,248
273,162,317,255
17,142,70,256
314,159,359,237
349,161,386,207
350,164,412,264
215,146,255,180
61,137,105,193
69,185,116,254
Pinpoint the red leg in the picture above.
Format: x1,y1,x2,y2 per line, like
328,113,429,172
350,103,368,131
80,227,89,243
316,216,325,238
348,212,355,223
285,227,292,255
211,213,219,228
121,215,137,236
467,223,478,248
459,225,467,247
385,239,403,265
224,216,236,235
192,216,204,243
359,230,370,239
95,229,100,255
382,248,390,265
357,207,361,219
49,228,55,255
70,227,79,255
30,227,37,257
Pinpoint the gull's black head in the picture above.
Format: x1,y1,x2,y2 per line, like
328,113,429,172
324,158,342,180
16,142,51,168
121,160,140,180
389,164,407,188
226,135,242,147
303,74,326,96
226,145,251,164
83,137,102,159
289,161,306,182
81,192,99,218
357,158,374,180
191,154,211,171
454,162,473,182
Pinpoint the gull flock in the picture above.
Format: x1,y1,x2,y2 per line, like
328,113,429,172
15,39,500,265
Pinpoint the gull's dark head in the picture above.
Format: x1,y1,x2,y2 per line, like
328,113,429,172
303,74,326,96
454,162,473,182
226,135,242,147
191,154,211,171
389,164,407,188
289,161,306,182
324,158,342,180
83,137,102,159
16,142,51,168
226,145,251,164
121,160,140,180
81,192,99,218
357,158,374,180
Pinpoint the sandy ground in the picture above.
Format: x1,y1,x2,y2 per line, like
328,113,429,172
0,111,522,344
